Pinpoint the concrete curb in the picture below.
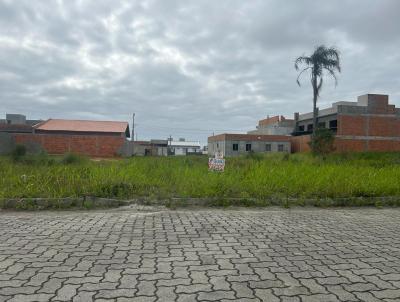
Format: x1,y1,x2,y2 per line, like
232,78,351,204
123,196,400,207
0,197,122,210
1,195,399,210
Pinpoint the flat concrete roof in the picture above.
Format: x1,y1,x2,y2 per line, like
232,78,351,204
208,133,291,142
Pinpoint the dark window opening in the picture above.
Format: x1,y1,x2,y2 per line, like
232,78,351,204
278,144,284,152
265,144,271,152
318,122,326,128
246,143,252,152
298,125,305,132
233,143,238,151
329,120,338,129
307,124,313,131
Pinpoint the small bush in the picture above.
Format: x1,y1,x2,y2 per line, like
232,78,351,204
309,128,335,158
83,200,94,209
18,152,55,166
61,153,86,164
11,144,26,161
98,182,136,198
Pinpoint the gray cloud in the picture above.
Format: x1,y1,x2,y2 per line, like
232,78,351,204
0,0,399,143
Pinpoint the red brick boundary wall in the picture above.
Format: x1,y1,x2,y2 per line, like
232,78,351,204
13,133,125,157
290,135,311,153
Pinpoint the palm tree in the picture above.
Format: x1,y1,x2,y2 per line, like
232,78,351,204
295,45,341,134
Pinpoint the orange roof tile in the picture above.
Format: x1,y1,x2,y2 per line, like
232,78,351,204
34,119,129,134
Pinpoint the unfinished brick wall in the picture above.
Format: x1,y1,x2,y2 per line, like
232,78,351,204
290,135,311,153
13,133,125,157
336,94,400,152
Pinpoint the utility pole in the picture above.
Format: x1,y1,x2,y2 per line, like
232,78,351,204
168,135,172,156
131,113,135,141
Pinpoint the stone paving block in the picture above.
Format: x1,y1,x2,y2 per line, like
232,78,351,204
96,288,137,299
371,289,400,299
7,293,54,302
198,290,236,301
51,284,80,301
72,291,95,302
0,208,399,301
254,288,280,302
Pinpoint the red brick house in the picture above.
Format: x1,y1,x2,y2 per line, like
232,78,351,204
209,94,400,155
292,94,400,152
14,119,130,157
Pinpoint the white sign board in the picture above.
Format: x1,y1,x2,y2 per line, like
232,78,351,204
215,151,224,159
208,158,225,172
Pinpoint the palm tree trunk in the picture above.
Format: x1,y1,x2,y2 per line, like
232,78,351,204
312,77,318,134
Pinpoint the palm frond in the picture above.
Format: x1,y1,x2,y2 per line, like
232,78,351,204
325,67,339,86
296,67,311,86
294,56,312,70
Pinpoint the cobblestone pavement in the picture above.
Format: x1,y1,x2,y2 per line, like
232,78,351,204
0,208,399,302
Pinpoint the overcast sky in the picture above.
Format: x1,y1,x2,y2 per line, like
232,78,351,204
1,0,399,143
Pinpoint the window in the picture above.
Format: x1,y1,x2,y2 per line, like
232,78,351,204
265,144,271,152
278,144,284,152
246,143,252,152
232,143,238,151
318,122,326,129
329,120,338,129
217,143,219,148
307,124,313,131
298,125,305,132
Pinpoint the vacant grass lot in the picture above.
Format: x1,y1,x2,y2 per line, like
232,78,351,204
1,153,400,204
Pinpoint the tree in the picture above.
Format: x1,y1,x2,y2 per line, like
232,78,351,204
295,45,341,134
308,128,335,158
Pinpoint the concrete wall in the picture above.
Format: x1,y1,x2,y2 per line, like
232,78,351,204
6,114,26,124
0,133,15,155
208,140,290,157
208,140,226,156
248,126,294,136
297,114,338,132
0,133,43,155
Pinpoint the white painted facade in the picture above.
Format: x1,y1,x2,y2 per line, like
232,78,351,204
169,140,202,156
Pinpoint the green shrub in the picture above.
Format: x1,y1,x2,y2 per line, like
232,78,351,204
309,128,335,157
98,182,136,198
83,200,94,209
11,144,26,161
17,152,55,166
61,153,87,165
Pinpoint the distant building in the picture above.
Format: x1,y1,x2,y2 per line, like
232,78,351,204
208,134,291,157
292,94,400,152
168,138,201,155
209,93,400,155
0,114,42,133
133,140,168,156
248,115,294,136
3,118,131,157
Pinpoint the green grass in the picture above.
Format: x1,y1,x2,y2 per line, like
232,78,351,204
1,152,400,202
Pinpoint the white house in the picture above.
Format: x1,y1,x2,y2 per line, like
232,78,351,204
169,139,202,155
